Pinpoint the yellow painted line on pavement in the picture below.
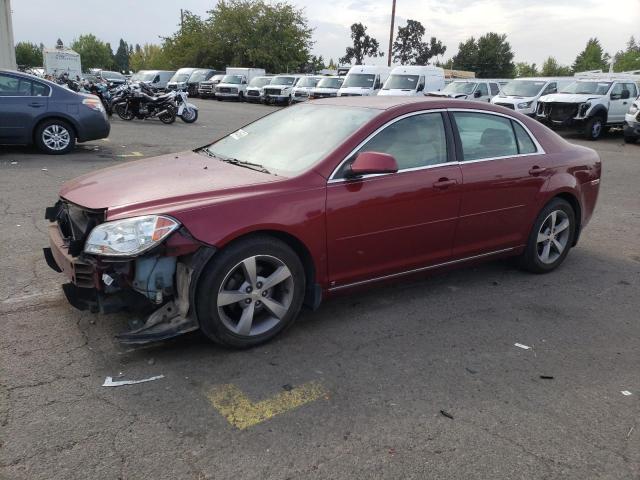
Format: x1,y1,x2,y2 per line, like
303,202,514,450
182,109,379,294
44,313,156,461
207,381,328,430
116,151,144,158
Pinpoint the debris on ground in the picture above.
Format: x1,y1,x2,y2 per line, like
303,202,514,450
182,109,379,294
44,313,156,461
147,358,156,366
627,427,634,438
102,374,164,387
540,375,554,380
10,161,18,165
621,390,632,396
41,168,48,171
282,384,293,391
514,343,532,350
440,409,454,420
465,368,478,375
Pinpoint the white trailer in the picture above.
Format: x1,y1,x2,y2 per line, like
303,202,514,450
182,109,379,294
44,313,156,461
43,48,82,79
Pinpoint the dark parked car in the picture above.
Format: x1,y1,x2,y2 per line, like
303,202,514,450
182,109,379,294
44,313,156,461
186,69,222,97
0,69,110,154
96,70,126,86
44,97,601,348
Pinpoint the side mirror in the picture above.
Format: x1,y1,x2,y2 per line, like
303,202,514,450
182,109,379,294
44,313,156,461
621,90,630,100
347,151,398,177
474,90,482,98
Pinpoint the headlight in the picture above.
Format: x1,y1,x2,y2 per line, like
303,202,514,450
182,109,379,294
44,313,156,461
517,101,533,109
579,102,591,116
84,215,180,256
630,104,639,114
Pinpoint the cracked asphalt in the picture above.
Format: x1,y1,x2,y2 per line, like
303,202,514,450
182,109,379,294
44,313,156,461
1,99,639,479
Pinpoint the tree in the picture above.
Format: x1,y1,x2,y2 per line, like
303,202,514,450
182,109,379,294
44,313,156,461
392,19,446,65
327,58,337,70
129,44,170,71
15,42,43,68
515,62,538,77
613,36,640,72
340,23,383,65
451,33,514,77
70,34,114,69
540,56,572,76
162,10,215,68
56,38,64,49
114,39,130,72
105,42,116,70
573,38,610,72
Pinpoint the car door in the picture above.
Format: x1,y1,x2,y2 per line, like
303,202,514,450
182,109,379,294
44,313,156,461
326,111,462,289
450,110,549,258
474,82,490,102
0,73,48,144
489,82,501,100
608,83,630,123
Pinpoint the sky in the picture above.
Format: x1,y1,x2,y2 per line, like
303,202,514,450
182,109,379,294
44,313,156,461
10,0,640,67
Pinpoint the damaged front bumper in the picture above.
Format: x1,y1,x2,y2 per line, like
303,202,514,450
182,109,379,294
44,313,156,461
44,200,215,344
536,102,589,130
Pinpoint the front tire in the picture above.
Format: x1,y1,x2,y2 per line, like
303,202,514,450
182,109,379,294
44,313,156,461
583,116,604,140
519,198,576,274
196,236,306,348
180,107,198,123
115,103,135,121
35,119,75,154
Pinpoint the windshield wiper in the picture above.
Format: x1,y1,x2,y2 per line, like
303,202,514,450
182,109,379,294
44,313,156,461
200,149,272,174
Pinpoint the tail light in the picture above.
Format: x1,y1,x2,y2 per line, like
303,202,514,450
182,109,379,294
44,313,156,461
82,97,104,112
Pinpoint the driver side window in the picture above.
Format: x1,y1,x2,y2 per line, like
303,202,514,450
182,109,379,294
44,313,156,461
477,83,489,97
336,113,448,178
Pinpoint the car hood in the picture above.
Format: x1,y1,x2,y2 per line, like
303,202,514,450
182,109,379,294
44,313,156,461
427,91,468,99
492,95,536,103
312,88,338,94
60,150,279,220
378,89,417,96
217,83,241,88
539,93,601,103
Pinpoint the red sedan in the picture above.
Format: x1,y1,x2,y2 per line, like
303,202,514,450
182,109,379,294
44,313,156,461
44,97,601,348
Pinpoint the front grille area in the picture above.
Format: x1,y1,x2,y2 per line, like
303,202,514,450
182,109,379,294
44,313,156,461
494,102,515,110
294,91,308,97
339,93,361,97
247,90,260,97
311,92,335,98
199,83,214,92
46,200,104,257
217,87,238,94
539,102,579,121
264,88,282,96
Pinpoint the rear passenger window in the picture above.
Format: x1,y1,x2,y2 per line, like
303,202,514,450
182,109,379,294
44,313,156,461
512,122,537,154
453,112,518,161
0,74,31,96
32,82,50,96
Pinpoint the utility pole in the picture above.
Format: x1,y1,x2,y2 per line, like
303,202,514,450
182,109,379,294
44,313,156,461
0,0,17,70
387,0,396,67
180,8,184,33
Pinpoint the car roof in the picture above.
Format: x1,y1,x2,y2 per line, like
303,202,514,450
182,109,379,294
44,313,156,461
311,95,518,113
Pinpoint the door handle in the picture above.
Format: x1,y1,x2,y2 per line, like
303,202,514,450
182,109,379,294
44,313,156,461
529,166,546,175
433,178,457,189
28,102,44,108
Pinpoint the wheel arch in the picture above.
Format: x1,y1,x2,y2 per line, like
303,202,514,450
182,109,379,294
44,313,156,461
588,104,608,123
552,191,582,246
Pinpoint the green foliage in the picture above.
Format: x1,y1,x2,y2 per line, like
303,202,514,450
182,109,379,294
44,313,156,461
340,23,383,65
452,33,515,77
572,38,610,72
15,42,43,68
540,56,572,76
114,39,130,72
129,44,170,71
70,34,114,70
613,36,640,72
392,19,446,65
160,1,313,73
515,62,538,77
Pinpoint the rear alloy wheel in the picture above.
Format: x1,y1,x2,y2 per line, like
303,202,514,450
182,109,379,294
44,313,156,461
584,116,604,140
519,198,576,273
158,105,176,124
196,236,305,348
35,119,75,154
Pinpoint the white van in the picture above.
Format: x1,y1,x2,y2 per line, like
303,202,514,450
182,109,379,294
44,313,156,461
337,65,391,96
263,74,304,104
130,70,175,91
427,79,501,102
378,65,445,96
491,77,573,116
215,68,266,101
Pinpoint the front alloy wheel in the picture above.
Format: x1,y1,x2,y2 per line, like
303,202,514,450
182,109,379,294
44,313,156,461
196,236,305,348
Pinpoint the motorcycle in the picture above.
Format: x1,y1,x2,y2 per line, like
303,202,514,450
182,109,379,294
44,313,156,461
86,82,113,116
113,83,176,124
172,89,199,123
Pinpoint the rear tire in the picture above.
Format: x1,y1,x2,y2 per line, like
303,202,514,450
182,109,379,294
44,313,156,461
159,105,176,124
115,103,134,121
519,198,576,274
196,236,306,348
35,119,75,155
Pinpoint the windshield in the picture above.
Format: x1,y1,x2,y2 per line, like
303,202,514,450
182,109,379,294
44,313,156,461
383,74,419,90
502,80,547,97
249,77,272,87
221,75,243,84
205,104,377,175
131,71,155,82
443,82,476,94
296,77,320,87
342,73,376,88
317,77,344,89
189,70,212,82
102,71,124,80
560,81,612,95
271,76,296,86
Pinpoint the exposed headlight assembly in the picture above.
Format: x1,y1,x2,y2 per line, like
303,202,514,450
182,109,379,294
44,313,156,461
579,102,591,116
517,101,533,109
84,215,180,256
629,104,639,115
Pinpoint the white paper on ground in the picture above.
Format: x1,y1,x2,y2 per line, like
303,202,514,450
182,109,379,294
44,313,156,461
514,343,532,350
102,375,164,387
621,390,632,396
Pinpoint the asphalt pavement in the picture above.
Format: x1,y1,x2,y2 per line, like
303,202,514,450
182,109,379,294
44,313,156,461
1,98,639,479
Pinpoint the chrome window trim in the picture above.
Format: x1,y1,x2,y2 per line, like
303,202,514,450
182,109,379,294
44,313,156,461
328,247,517,291
328,109,449,182
328,107,546,183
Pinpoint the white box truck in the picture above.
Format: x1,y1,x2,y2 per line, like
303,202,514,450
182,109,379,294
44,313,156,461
337,65,391,97
215,67,266,101
43,48,82,79
378,65,445,96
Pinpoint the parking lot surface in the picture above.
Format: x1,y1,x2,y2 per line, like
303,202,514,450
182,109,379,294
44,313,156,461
1,99,639,479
